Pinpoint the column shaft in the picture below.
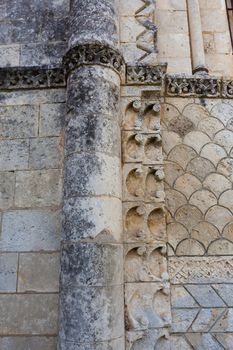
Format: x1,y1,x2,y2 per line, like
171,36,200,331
187,0,208,74
58,1,125,349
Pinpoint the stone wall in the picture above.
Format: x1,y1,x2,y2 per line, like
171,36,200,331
162,98,233,348
0,88,65,349
0,0,69,67
120,0,233,76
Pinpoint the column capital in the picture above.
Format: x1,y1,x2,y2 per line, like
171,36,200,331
63,42,125,77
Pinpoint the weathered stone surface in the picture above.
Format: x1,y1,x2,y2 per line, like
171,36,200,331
0,45,20,66
185,285,225,307
0,105,38,138
174,173,202,199
59,285,124,343
169,257,233,284
15,169,62,207
67,67,120,116
69,0,118,49
40,103,65,137
65,112,120,157
18,253,60,292
64,153,121,198
126,329,170,350
63,197,122,242
186,333,224,350
0,294,58,334
29,137,62,169
20,42,66,67
0,253,17,292
191,308,225,332
0,89,65,106
171,309,198,332
186,157,215,181
125,283,171,331
212,309,233,332
59,337,124,350
0,140,29,171
171,286,198,308
0,171,15,209
170,335,192,350
61,243,123,287
205,205,232,231
212,284,233,307
1,210,61,251
0,336,56,350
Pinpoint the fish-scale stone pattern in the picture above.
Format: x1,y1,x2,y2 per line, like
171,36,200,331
162,99,233,349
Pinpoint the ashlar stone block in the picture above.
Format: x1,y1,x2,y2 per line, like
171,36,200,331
0,140,29,171
15,169,62,207
0,171,15,209
40,103,65,137
0,294,58,334
29,137,63,169
0,337,56,350
0,253,18,292
18,252,60,292
0,105,38,138
1,209,61,251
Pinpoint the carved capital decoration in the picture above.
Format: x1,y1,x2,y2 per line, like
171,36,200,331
63,43,125,75
0,67,66,90
126,64,167,85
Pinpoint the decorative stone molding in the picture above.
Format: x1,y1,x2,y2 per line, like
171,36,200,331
126,64,167,85
0,66,66,90
222,80,233,98
122,93,171,349
63,43,125,76
135,0,158,63
165,74,233,98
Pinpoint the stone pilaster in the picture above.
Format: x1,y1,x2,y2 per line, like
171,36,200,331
58,1,125,349
121,66,171,348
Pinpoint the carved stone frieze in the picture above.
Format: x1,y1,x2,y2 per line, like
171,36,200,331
0,66,66,90
126,64,167,85
165,74,233,98
222,80,233,98
63,43,125,75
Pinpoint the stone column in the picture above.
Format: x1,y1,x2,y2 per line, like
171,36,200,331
187,0,208,74
58,1,125,349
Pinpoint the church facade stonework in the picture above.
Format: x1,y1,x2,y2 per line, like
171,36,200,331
0,0,233,349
